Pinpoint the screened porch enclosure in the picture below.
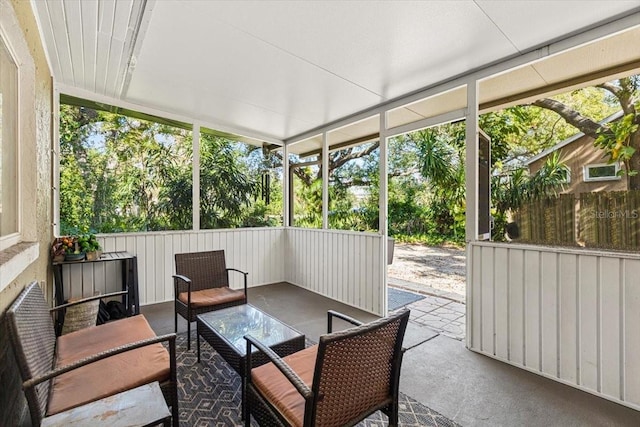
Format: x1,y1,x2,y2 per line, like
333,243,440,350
33,0,640,416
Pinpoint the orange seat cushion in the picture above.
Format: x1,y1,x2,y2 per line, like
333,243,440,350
48,315,170,416
251,345,318,427
178,287,245,308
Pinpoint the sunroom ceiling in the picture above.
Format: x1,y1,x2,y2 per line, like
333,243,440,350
33,0,640,151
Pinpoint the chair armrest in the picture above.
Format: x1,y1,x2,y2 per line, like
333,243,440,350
49,290,129,313
172,274,192,296
227,268,248,295
327,310,363,333
23,333,177,390
244,334,312,400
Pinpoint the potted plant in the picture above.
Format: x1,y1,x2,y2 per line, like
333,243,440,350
51,238,67,262
61,235,84,261
79,233,102,261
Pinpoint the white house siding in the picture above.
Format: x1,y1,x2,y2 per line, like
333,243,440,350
468,241,640,410
285,228,386,316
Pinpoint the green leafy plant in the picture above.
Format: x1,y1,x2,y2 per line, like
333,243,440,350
594,107,639,177
77,233,101,253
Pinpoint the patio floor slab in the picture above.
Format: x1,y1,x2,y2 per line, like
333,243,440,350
401,334,640,426
141,282,640,426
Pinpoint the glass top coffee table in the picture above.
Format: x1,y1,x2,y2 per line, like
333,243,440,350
196,304,306,377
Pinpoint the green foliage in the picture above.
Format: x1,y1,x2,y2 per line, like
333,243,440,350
406,124,466,239
491,152,569,240
200,134,256,229
59,76,634,245
293,177,323,228
59,105,280,233
594,105,639,177
77,233,101,252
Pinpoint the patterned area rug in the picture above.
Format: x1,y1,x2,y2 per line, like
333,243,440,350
388,287,426,311
175,332,459,427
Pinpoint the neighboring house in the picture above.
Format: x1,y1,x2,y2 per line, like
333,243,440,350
526,111,627,195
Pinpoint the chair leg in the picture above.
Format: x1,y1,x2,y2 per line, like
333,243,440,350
172,398,179,427
244,399,251,427
388,403,399,427
174,306,178,333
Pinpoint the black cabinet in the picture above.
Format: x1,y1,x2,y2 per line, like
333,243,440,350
52,252,140,333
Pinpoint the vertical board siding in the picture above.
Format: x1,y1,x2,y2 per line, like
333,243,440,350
481,248,495,354
469,242,640,411
524,251,540,371
600,257,621,400
559,253,578,384
624,259,640,405
284,228,385,316
494,247,509,360
63,229,286,305
540,251,558,377
579,255,598,391
471,245,482,350
508,249,524,365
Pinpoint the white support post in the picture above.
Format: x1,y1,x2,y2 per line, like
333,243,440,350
465,81,479,242
192,124,200,231
283,143,290,227
322,132,329,229
52,83,60,236
379,112,389,316
465,80,479,349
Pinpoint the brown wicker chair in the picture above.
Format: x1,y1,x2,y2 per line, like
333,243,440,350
6,282,179,427
244,308,410,427
174,250,248,350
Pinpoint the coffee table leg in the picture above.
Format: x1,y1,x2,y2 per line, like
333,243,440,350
197,322,201,363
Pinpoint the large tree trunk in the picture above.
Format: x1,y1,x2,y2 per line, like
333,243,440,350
531,98,604,139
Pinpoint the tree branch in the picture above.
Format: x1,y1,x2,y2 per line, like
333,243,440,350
596,81,622,99
270,151,314,186
531,98,605,139
597,78,635,116
329,141,380,171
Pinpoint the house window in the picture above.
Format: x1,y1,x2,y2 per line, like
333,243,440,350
0,35,19,248
560,167,571,184
583,163,620,182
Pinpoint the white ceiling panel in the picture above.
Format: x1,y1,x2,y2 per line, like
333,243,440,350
532,26,640,83
200,1,515,100
31,0,640,144
127,0,384,139
44,0,75,83
478,26,640,111
289,136,323,157
477,0,640,52
79,0,98,91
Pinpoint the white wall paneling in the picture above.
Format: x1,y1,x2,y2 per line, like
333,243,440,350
63,228,286,305
468,241,640,410
285,228,385,316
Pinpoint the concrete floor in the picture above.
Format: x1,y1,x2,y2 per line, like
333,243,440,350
141,282,640,426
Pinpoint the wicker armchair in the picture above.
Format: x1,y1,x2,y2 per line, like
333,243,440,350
174,250,248,350
7,282,179,427
244,308,410,427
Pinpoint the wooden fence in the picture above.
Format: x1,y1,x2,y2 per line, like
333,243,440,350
580,191,640,250
513,190,640,250
514,194,576,246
